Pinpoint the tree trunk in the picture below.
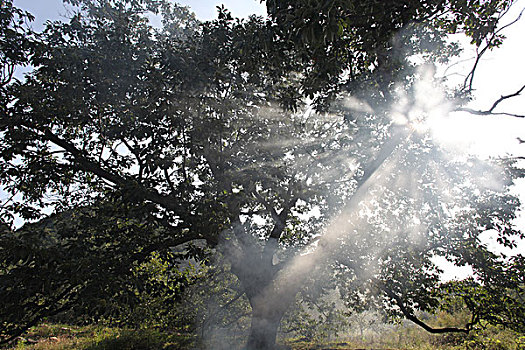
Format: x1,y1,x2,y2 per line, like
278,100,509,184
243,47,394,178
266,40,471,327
245,307,284,350
228,236,296,349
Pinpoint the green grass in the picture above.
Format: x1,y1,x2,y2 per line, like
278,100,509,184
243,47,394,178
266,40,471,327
8,324,195,350
7,322,525,350
282,322,525,350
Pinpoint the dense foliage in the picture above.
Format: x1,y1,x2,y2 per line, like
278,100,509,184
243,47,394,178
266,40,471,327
0,0,524,349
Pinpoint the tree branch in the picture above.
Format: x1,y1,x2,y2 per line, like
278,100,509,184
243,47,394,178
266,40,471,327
163,168,177,194
461,5,521,92
0,285,79,346
18,124,184,213
486,83,525,113
335,255,473,335
456,83,525,118
121,139,144,181
253,189,298,240
495,6,525,35
377,281,470,334
253,190,281,224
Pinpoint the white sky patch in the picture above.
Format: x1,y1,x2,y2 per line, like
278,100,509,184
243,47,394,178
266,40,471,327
478,229,525,256
426,111,524,158
177,0,266,21
431,255,474,281
431,2,525,160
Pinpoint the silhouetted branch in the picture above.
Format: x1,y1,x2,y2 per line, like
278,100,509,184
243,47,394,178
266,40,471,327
253,190,280,224
456,83,525,118
17,123,186,213
164,168,177,194
486,83,525,113
378,283,471,334
462,5,523,91
496,6,525,34
336,256,474,335
456,108,525,118
239,209,266,216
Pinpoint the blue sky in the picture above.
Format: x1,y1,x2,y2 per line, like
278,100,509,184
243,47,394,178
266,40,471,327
13,0,266,27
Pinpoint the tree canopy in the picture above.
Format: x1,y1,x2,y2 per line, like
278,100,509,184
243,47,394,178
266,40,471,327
1,0,524,349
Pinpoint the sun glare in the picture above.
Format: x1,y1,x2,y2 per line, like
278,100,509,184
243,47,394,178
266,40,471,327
396,63,523,159
426,111,524,158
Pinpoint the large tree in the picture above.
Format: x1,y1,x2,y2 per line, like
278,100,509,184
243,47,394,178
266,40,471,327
1,0,524,348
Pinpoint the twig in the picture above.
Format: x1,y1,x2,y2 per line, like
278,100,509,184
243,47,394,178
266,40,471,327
462,5,525,91
486,83,525,113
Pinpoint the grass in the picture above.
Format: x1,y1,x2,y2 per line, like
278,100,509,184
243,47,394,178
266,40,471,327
282,322,525,350
7,324,195,350
6,322,525,350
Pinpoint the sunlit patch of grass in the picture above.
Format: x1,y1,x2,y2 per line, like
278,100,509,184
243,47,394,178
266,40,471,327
84,328,195,349
11,324,90,350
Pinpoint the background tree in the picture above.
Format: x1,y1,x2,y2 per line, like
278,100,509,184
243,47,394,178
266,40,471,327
0,0,524,349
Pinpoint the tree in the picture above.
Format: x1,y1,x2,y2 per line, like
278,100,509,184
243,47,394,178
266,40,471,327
0,0,34,87
1,0,524,349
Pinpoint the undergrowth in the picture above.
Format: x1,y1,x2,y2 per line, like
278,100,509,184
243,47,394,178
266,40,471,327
6,324,195,350
5,322,525,350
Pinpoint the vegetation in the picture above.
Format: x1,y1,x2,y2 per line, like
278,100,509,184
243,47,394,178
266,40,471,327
1,0,524,349
6,323,194,349
5,317,525,350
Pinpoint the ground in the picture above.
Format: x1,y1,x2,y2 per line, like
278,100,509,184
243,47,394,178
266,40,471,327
4,323,525,350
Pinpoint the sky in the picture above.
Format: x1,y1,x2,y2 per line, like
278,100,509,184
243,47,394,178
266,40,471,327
176,0,266,19
12,0,267,26
9,0,525,274
435,1,525,158
442,1,525,263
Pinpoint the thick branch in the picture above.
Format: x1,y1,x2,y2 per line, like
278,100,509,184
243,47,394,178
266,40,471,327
252,188,298,239
127,231,203,265
253,191,281,225
356,124,409,188
26,126,183,212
